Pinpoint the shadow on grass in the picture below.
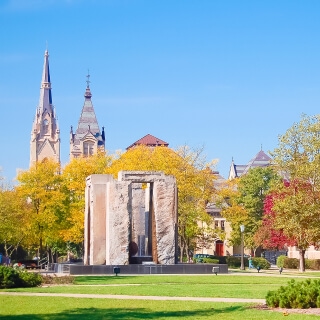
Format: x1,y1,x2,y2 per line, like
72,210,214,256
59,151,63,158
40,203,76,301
0,305,245,319
74,276,139,284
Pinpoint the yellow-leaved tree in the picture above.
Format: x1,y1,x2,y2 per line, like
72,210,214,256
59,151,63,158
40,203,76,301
16,159,66,259
0,187,33,258
106,145,218,261
61,151,113,245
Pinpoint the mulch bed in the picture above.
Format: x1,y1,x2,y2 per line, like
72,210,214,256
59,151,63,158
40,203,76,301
253,304,320,315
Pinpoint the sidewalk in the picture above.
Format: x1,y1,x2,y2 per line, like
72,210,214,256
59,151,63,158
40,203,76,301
0,291,265,303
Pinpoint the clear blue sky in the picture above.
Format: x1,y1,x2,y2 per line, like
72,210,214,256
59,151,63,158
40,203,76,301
1,0,320,183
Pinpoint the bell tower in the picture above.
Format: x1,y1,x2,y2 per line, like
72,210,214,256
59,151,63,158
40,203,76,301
70,73,105,159
30,50,60,166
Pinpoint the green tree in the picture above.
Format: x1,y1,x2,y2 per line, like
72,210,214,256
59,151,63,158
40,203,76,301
217,167,279,254
271,114,320,271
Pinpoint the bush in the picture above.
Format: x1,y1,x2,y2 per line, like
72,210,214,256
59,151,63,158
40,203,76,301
276,255,286,268
283,257,299,269
251,257,270,270
41,274,75,285
226,256,249,268
202,258,219,264
307,259,320,270
0,266,42,288
266,279,320,309
0,266,20,288
18,270,42,287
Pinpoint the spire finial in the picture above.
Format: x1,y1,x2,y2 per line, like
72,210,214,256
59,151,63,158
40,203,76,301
261,144,263,151
86,70,90,88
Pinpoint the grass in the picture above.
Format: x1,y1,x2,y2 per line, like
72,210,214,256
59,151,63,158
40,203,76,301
1,273,320,319
0,296,317,319
5,275,311,299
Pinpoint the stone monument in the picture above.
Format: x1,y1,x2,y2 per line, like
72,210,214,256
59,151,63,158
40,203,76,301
84,171,178,265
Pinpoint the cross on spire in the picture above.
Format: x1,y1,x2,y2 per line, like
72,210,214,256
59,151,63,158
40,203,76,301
86,70,90,88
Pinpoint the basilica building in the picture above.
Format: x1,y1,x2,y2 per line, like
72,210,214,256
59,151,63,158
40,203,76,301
30,50,105,166
30,50,60,166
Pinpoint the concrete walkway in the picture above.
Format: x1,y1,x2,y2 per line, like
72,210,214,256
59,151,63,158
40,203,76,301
0,291,265,304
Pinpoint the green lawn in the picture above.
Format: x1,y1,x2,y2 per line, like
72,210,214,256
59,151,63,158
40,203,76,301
0,296,318,319
5,274,311,299
1,273,320,319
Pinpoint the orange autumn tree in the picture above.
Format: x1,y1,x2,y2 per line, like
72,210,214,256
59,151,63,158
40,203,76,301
106,145,218,261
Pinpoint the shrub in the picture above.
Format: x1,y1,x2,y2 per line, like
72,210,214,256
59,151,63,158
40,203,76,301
251,257,270,270
307,259,320,270
18,270,42,287
305,259,312,270
276,255,286,268
41,274,75,285
0,266,20,288
0,266,42,288
283,257,299,269
266,279,320,309
226,256,249,268
202,258,219,264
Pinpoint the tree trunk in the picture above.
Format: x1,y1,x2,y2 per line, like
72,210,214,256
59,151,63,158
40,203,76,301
180,242,185,263
299,249,306,272
185,242,190,262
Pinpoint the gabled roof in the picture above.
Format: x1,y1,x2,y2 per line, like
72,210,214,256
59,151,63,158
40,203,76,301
229,150,271,179
126,134,169,150
242,150,271,175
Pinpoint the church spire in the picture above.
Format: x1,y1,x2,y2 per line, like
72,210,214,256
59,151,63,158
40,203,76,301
30,50,60,167
38,49,53,115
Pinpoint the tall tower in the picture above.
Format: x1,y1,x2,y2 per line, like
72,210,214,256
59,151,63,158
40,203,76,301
30,50,60,167
70,74,105,159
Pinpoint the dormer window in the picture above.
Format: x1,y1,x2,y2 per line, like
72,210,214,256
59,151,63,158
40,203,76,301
83,141,94,156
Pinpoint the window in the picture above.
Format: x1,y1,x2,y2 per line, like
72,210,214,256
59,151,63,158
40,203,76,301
43,119,49,134
83,141,94,156
215,220,219,229
221,221,225,231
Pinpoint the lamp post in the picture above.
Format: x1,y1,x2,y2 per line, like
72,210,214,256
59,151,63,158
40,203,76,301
240,224,245,270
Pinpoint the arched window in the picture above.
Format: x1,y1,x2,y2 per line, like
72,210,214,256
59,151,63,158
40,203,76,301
83,141,94,156
43,119,49,134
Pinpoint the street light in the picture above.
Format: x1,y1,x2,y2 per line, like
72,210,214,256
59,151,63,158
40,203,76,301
240,224,245,270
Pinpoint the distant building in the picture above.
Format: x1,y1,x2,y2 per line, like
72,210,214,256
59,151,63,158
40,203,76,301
200,149,271,257
228,149,271,180
30,50,60,166
126,134,169,150
70,74,105,159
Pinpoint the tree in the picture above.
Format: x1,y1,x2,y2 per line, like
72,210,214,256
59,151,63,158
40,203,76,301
254,192,294,251
271,114,320,271
61,151,113,245
271,179,320,271
217,167,280,254
106,145,218,261
16,159,67,259
0,187,32,258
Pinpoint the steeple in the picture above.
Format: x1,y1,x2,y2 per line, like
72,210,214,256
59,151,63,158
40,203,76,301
38,49,53,112
70,73,105,159
30,50,60,167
